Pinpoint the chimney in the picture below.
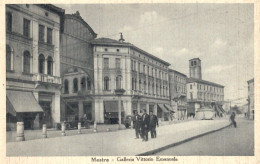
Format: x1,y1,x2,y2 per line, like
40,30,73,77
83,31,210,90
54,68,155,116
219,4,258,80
119,33,125,42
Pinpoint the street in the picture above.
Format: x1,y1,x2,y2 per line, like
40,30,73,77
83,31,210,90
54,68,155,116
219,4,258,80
155,117,254,156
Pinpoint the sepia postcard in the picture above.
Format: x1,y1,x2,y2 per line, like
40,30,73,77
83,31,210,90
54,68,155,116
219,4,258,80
1,0,259,163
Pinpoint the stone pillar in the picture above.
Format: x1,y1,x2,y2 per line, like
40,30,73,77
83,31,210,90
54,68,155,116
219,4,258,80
78,101,84,119
137,101,140,113
153,104,157,116
52,93,61,126
16,122,25,141
54,28,60,77
146,103,149,113
94,99,104,123
32,19,39,74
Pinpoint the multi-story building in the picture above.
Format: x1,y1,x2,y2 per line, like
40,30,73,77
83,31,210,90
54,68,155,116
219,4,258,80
168,69,187,119
186,58,225,116
60,11,97,122
6,4,64,129
92,36,172,123
247,78,254,119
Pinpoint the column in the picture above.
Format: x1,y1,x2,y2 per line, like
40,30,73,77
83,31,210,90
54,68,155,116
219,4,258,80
78,100,84,119
52,93,61,125
54,28,60,77
146,103,149,113
32,19,39,74
153,104,157,116
137,101,140,113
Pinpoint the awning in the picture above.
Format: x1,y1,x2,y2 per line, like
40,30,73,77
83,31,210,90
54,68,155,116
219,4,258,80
164,104,175,112
6,97,16,116
104,101,124,113
158,104,169,113
6,90,44,113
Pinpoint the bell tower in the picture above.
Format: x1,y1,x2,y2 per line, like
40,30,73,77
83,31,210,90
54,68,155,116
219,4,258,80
189,58,202,80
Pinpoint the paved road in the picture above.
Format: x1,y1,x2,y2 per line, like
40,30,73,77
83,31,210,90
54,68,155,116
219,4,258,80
155,117,254,156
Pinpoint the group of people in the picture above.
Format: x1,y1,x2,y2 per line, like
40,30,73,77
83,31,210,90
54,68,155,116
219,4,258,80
132,109,159,142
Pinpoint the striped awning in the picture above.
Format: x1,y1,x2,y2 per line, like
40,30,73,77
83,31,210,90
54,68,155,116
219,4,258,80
7,90,44,113
158,104,169,113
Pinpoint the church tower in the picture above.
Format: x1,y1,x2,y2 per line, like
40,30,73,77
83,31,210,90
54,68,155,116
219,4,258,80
189,58,202,80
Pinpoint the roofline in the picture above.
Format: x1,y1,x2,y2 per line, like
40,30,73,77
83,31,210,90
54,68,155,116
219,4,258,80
247,78,254,83
189,58,201,61
168,69,187,77
187,78,225,88
65,14,97,38
91,38,171,66
37,4,65,15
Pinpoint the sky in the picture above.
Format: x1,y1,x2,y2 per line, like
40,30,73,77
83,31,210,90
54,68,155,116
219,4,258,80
56,3,254,105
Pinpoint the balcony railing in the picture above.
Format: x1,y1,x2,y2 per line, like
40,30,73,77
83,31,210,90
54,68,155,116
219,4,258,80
33,74,61,84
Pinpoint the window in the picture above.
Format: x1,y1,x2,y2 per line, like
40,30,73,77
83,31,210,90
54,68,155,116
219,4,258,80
134,61,136,71
190,84,192,89
115,58,120,69
23,18,30,37
155,69,157,77
47,56,53,75
6,12,12,32
191,61,193,66
104,48,108,51
139,80,142,91
39,25,45,42
116,76,122,89
131,60,133,70
147,66,149,75
132,78,134,90
152,68,153,76
38,54,45,74
6,45,11,71
116,49,120,52
23,51,30,73
47,28,53,44
190,93,193,100
104,77,109,90
87,77,91,90
81,77,86,90
73,78,78,93
138,62,140,72
143,65,145,74
103,58,109,68
64,79,69,93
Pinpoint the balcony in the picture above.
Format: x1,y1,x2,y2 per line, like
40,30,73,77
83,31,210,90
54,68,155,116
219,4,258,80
33,74,61,85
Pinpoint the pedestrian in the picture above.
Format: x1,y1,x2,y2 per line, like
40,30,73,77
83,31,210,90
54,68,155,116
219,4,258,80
141,109,150,142
230,112,237,128
133,110,141,139
149,111,159,138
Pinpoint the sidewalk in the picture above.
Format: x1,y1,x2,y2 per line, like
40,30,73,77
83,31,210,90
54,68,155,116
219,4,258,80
6,119,230,156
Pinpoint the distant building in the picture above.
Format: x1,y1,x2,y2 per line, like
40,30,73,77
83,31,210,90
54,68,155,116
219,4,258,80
168,69,187,119
186,58,225,116
60,11,97,122
91,36,172,123
247,78,254,119
6,4,64,129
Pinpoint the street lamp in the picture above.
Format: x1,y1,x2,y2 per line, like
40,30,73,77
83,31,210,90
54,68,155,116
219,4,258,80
115,88,125,130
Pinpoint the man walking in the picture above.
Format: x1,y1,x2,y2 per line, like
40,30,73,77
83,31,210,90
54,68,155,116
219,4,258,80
133,110,141,139
149,111,159,138
230,112,237,128
141,109,150,142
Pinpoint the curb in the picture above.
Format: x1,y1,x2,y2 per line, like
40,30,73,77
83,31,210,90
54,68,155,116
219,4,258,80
136,123,231,156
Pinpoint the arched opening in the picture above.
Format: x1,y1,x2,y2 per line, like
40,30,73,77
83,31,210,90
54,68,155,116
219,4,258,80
38,54,45,74
81,77,86,90
23,51,30,74
64,79,69,94
47,56,53,75
73,78,78,93
87,77,91,90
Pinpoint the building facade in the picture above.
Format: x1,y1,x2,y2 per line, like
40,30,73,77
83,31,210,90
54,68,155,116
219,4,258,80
92,37,172,123
6,4,64,129
247,78,254,119
168,69,187,119
60,11,97,122
186,58,225,116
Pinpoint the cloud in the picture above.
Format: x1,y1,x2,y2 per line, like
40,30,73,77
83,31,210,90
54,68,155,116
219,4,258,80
212,38,227,49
